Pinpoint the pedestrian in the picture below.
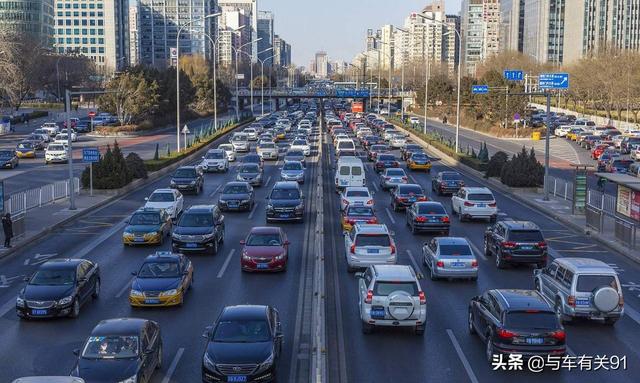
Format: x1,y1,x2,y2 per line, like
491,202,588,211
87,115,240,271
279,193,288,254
442,115,448,124
2,213,13,248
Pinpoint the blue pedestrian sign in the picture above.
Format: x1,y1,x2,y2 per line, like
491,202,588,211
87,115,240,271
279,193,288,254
82,147,100,163
472,85,489,94
503,70,523,81
539,73,569,89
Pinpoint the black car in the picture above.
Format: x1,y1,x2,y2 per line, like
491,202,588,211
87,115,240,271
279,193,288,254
401,144,423,160
405,201,450,235
484,221,548,269
218,182,255,211
431,171,465,195
266,181,304,223
236,163,263,186
72,318,162,382
17,259,100,319
390,184,427,211
170,166,204,194
243,153,264,169
468,289,566,363
374,154,399,173
172,205,225,255
202,305,283,383
0,149,19,169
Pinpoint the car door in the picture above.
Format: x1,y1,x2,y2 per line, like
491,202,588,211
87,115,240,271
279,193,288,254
358,268,373,311
452,190,462,211
474,292,493,338
76,263,91,302
548,266,566,299
492,224,505,255
174,191,184,215
344,230,354,256
540,262,559,298
139,326,152,382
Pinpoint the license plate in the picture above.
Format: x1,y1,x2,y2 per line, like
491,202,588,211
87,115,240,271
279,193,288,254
178,185,188,189
451,262,465,268
185,243,197,248
476,203,486,207
145,299,160,304
31,309,47,315
526,338,544,345
370,308,385,319
408,197,416,202
228,202,239,207
340,180,348,185
134,237,145,242
429,218,438,222
576,299,590,306
367,249,379,254
228,376,247,382
521,246,533,250
257,263,269,269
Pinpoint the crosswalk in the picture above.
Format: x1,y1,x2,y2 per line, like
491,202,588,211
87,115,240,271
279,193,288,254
527,138,583,165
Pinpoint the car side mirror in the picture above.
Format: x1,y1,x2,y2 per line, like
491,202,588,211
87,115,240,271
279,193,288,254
144,197,149,201
202,325,213,339
131,271,137,276
239,240,246,245
73,348,80,356
355,272,364,279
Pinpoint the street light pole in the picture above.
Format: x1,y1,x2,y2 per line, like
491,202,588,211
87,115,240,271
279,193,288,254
232,38,262,121
395,27,409,123
260,53,277,116
65,89,75,210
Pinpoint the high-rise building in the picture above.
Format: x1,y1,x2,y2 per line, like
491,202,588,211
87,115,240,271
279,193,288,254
380,24,394,70
522,0,565,65
257,10,274,66
133,0,218,69
444,15,461,75
0,0,54,46
461,0,485,75
482,0,501,59
53,0,129,74
499,0,525,52
128,4,139,67
218,0,257,64
273,34,291,67
314,51,328,78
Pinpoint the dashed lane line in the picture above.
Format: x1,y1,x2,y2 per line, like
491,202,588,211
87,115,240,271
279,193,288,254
161,347,185,383
115,276,135,298
406,250,422,274
467,239,488,261
208,184,222,197
446,329,480,383
385,208,397,225
216,249,236,278
248,202,260,220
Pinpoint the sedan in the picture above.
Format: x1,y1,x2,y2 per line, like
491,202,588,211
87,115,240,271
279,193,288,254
144,188,184,220
122,208,172,246
290,139,311,156
242,153,265,169
340,186,374,211
218,182,254,211
240,227,289,272
284,150,306,166
401,144,423,160
129,252,193,307
374,154,399,173
367,144,389,161
236,163,263,186
0,149,19,169
17,259,100,319
432,171,464,195
406,152,431,172
280,160,305,183
422,237,478,280
341,205,377,231
406,201,450,235
391,184,427,211
217,143,236,162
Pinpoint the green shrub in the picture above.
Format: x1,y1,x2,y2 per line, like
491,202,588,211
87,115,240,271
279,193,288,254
126,152,148,179
500,147,544,187
81,141,133,189
484,151,508,178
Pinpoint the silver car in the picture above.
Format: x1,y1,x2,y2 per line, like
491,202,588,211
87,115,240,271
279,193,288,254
379,168,408,191
236,163,263,186
230,133,250,152
257,142,279,160
422,237,478,281
534,257,624,325
280,160,305,183
344,223,397,272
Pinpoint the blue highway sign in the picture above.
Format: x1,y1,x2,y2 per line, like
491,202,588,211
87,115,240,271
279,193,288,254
539,73,569,89
82,147,100,163
472,85,489,94
503,70,523,81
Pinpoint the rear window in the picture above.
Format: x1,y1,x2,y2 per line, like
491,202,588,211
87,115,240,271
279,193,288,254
439,244,472,256
355,234,391,247
351,166,362,176
399,185,423,194
505,311,558,329
508,230,544,242
386,169,405,176
346,206,374,216
468,193,494,201
338,141,355,149
346,190,369,197
374,282,418,296
418,204,446,214
378,154,395,161
339,166,350,176
442,173,462,181
576,275,618,292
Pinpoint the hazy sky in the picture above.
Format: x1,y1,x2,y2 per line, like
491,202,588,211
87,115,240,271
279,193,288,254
259,0,461,66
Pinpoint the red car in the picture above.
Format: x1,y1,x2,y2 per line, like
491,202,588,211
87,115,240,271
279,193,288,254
591,144,610,160
240,227,289,272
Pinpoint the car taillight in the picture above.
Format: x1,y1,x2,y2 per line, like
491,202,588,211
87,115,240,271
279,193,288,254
550,330,566,341
436,261,444,267
501,241,517,249
418,196,428,201
366,199,373,205
415,216,427,223
342,199,349,206
419,291,426,305
619,295,624,307
350,244,356,254
390,244,396,254
537,241,547,249
497,328,516,339
567,295,576,307
365,290,373,304
464,201,474,207
441,216,450,223
367,218,377,224
399,197,408,202
471,260,478,267
345,218,355,224
488,202,497,207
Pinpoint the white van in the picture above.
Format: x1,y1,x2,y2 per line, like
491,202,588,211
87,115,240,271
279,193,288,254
335,156,365,191
336,139,356,157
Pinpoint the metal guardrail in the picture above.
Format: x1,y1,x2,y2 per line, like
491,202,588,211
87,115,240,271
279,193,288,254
547,176,574,201
585,204,604,232
587,189,617,216
5,178,80,215
614,216,637,249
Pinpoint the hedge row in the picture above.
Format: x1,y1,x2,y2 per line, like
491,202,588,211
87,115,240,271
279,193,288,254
9,110,49,123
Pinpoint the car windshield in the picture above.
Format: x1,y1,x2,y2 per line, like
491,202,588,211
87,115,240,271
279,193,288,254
399,186,423,195
17,143,33,149
346,190,369,197
240,165,260,173
355,234,390,247
246,233,282,246
505,311,558,329
293,140,307,145
283,162,303,170
260,143,275,149
138,261,180,278
219,145,232,151
213,320,271,343
338,142,354,149
417,204,446,215
223,185,248,194
411,154,428,160
148,193,174,202
379,155,395,161
174,169,196,178
439,244,473,256
178,213,213,227
442,173,462,181
271,188,300,199
612,160,632,168
576,275,618,292
287,151,304,157
509,230,544,242
30,269,75,285
130,213,160,225
386,169,405,176
346,206,374,216
82,336,139,359
232,135,247,142
205,152,224,159
468,193,494,201
48,145,65,151
374,282,418,296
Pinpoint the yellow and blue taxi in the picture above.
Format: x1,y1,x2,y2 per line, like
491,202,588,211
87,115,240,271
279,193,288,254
341,205,378,231
129,251,193,307
407,152,432,172
15,142,36,158
122,208,172,246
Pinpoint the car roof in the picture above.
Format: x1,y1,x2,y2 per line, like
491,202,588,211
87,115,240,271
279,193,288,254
220,305,269,321
40,259,83,270
492,289,552,312
554,257,616,274
11,378,85,383
372,265,416,281
501,221,540,230
463,187,492,193
151,188,174,194
144,251,181,262
273,181,300,189
184,205,215,213
354,223,389,234
435,237,469,245
224,181,250,187
415,201,444,208
207,148,224,153
177,166,197,170
344,186,369,192
248,226,281,234
91,318,150,336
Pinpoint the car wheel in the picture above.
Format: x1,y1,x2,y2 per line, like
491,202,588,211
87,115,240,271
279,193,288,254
555,299,570,324
92,279,100,299
212,239,218,256
415,324,425,336
495,251,506,269
483,238,492,257
361,321,374,334
410,223,416,234
429,262,438,281
219,229,225,244
468,311,476,335
69,297,80,318
156,343,163,369
604,317,618,326
485,335,495,363
458,212,465,222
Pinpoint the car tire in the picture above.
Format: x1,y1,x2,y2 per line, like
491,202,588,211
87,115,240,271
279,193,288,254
495,251,506,269
212,239,218,256
483,238,492,257
429,262,438,281
485,335,495,363
458,212,465,222
468,311,476,335
361,321,374,334
92,279,100,299
415,324,425,336
155,343,163,370
555,299,571,324
69,297,80,318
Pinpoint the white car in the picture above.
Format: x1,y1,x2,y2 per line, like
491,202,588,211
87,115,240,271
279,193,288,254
450,187,498,222
32,129,51,142
629,145,640,160
53,134,70,145
144,188,184,220
200,149,229,172
243,128,258,141
555,125,572,137
340,186,374,211
290,139,311,156
389,134,406,149
344,223,396,271
44,144,68,164
230,133,250,152
60,129,78,142
40,122,60,137
409,116,421,125
217,144,236,161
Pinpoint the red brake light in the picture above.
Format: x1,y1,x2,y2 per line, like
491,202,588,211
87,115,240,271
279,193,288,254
342,199,349,206
350,244,356,254
365,290,373,304
419,291,426,305
346,218,355,224
464,201,474,206
550,330,566,341
415,216,427,223
497,328,516,339
367,218,377,224
471,260,478,267
501,241,517,249
418,196,428,201
567,295,576,307
441,216,450,223
366,199,373,205
436,261,444,267
537,241,547,249
399,197,408,202
390,244,396,254
488,202,497,207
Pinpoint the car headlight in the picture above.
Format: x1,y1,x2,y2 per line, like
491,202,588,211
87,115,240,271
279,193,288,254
123,231,133,237
256,353,275,373
203,232,215,239
130,290,143,297
172,233,183,240
58,295,73,306
16,297,25,307
160,289,178,297
275,252,286,261
266,204,274,211
117,375,137,383
295,202,304,211
146,231,161,237
240,199,250,204
190,180,196,185
170,180,176,186
203,352,216,370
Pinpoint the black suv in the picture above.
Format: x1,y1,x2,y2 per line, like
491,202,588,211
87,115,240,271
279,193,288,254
170,166,204,194
172,205,225,255
390,184,427,211
431,171,464,195
483,221,547,269
266,181,304,223
468,289,566,363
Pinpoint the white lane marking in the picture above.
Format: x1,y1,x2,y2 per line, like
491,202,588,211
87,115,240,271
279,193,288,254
248,202,260,220
161,347,185,383
217,249,236,278
623,304,640,327
208,184,222,197
71,220,127,260
408,174,418,184
264,175,272,187
446,329,480,383
566,345,577,357
371,181,379,192
385,207,397,224
467,239,487,261
406,250,422,272
115,276,134,298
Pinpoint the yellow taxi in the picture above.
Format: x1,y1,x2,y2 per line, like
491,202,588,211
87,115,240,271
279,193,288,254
407,152,432,172
129,252,193,307
122,208,172,246
275,129,286,140
341,205,378,231
15,142,36,158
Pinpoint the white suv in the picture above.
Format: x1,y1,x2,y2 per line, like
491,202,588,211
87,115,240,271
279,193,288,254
356,265,426,335
344,223,396,272
451,187,497,222
200,149,229,173
44,144,68,164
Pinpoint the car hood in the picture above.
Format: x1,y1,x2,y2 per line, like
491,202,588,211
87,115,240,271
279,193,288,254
77,357,140,382
238,172,260,178
144,202,174,210
243,246,285,258
270,199,301,208
219,192,251,201
171,177,196,183
204,158,225,163
132,277,181,292
23,284,75,301
206,341,272,365
281,170,304,176
125,224,160,233
173,226,213,235
285,156,304,162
